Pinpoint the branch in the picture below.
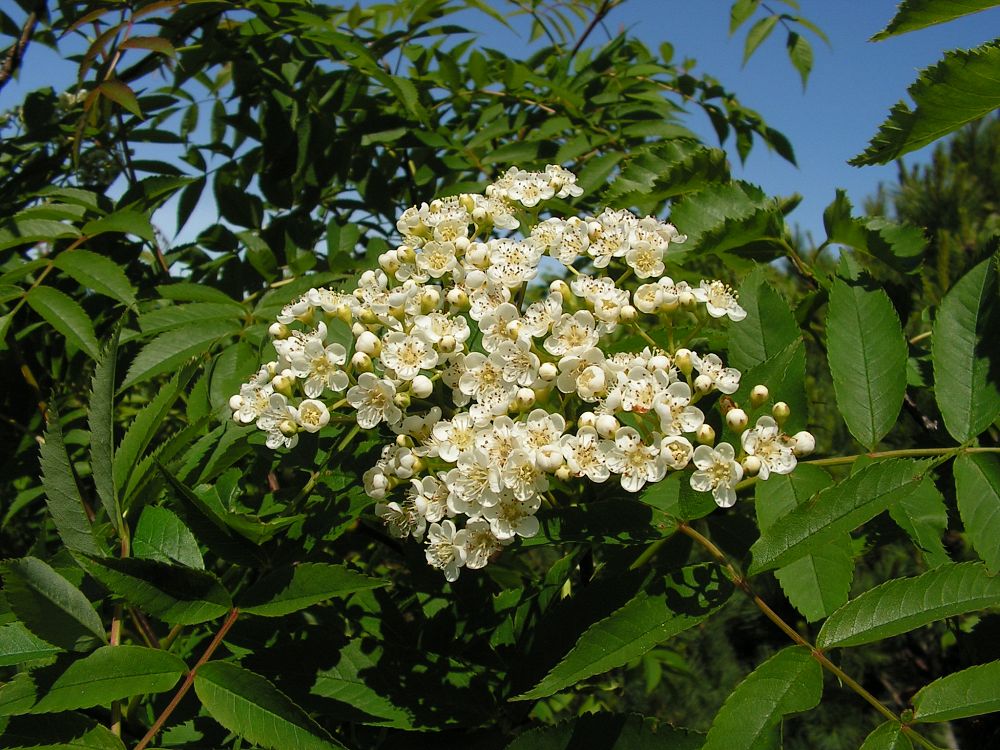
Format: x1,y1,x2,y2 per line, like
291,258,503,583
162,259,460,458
0,9,39,94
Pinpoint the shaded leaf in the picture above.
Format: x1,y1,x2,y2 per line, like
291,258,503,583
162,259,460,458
507,712,704,749
955,452,1000,573
872,0,1000,40
88,326,121,534
521,499,679,547
728,265,800,372
121,319,239,390
0,713,126,750
26,287,101,360
859,722,912,750
888,477,950,568
133,505,204,569
0,623,62,667
53,250,137,309
0,219,80,252
238,564,386,617
912,659,1000,722
96,80,142,118
818,562,1000,648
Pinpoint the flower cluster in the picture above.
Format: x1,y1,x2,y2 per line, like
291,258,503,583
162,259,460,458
229,165,815,580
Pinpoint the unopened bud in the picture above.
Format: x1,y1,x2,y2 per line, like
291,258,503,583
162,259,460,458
395,433,414,448
772,401,790,425
514,387,536,410
439,334,457,353
578,411,597,428
538,362,558,381
397,245,416,264
271,374,294,396
229,395,244,412
679,289,696,308
696,424,716,445
356,330,381,356
648,354,671,371
619,304,637,322
791,431,816,456
726,408,749,432
351,351,373,372
278,419,298,437
742,455,762,476
694,374,713,394
750,384,770,407
268,322,289,339
446,287,469,309
393,392,411,409
549,279,570,297
536,445,564,472
595,414,620,438
411,374,433,399
674,348,692,375
420,288,440,312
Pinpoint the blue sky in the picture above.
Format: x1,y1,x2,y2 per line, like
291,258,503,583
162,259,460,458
3,1,999,245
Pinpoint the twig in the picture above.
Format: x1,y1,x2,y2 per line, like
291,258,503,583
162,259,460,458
0,9,39,94
570,0,614,59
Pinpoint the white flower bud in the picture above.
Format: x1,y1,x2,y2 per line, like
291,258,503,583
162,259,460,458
351,351,373,372
439,335,457,353
393,392,411,409
661,297,679,313
420,288,440,312
514,387,536,410
272,374,294,396
742,455,762,476
454,236,470,253
792,431,816,456
578,411,597,428
674,348,692,375
726,408,749,432
619,304,637,322
694,374,714,394
696,424,715,445
549,279,570,297
397,245,416,263
411,374,433,399
648,354,671,371
538,362,558,381
595,414,620,438
446,287,469,308
229,395,244,412
396,433,413,447
536,445,564,472
356,330,381,356
772,401,790,425
378,250,400,274
268,322,289,339
750,384,770,407
679,289,696,308
351,322,366,338
555,465,572,482
278,418,298,437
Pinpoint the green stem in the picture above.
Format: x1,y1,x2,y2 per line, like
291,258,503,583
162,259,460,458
675,524,943,750
336,423,361,453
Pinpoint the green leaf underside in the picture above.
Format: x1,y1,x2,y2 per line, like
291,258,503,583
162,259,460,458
2,557,107,652
25,286,101,360
703,647,823,750
0,622,62,667
872,0,1000,40
0,713,126,750
84,556,231,624
859,721,913,750
53,250,137,308
4,645,185,715
121,319,240,390
82,209,155,242
40,403,101,557
954,452,1000,573
826,279,907,450
195,661,347,750
133,505,205,569
89,328,121,533
0,219,80,251
749,459,924,575
507,713,705,750
888,477,950,568
238,563,387,617
728,265,800,372
932,255,1000,442
912,659,1000,722
817,562,1000,648
515,563,733,700
853,40,1000,165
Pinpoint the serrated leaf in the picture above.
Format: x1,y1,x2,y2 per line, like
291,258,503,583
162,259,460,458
889,477,950,568
786,32,812,88
859,721,913,750
121,319,239,390
137,303,245,337
954,452,1000,573
40,402,101,557
0,623,63,667
5,645,185,715
852,40,1000,165
0,219,80,251
730,0,761,34
932,255,1000,442
732,338,808,433
53,250,137,308
133,505,204,569
97,80,142,118
827,279,907,450
507,712,704,749
872,0,1000,40
818,562,1000,648
2,557,107,652
743,15,779,64
195,661,346,750
912,659,1000,722
749,459,924,575
703,646,822,750
728,266,800,371
603,141,729,214
26,287,101,360
0,713,126,750
822,190,926,274
238,564,386,617
119,35,176,56
89,327,121,534
515,564,732,700
82,209,155,243
83,556,231,625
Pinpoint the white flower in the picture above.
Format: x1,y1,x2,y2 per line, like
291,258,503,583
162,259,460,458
544,311,599,357
652,382,705,435
463,519,506,569
693,280,747,321
691,352,741,395
409,475,450,523
601,426,666,492
741,416,797,480
482,490,541,540
560,427,610,482
347,373,402,429
289,334,348,397
501,448,550,501
296,399,330,433
690,443,744,508
376,500,426,540
424,520,468,581
430,413,476,462
660,435,693,470
381,330,438,380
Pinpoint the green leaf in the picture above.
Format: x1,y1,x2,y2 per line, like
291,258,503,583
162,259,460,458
40,402,101,557
88,327,121,534
521,499,679,547
507,713,704,749
53,250,137,308
822,191,926,274
730,0,761,34
888,477,950,568
826,279,907,450
728,266,800,371
932,255,1000,442
603,141,730,213
82,210,155,243
0,713,126,750
96,80,142,118
26,287,101,360
195,661,347,750
0,219,80,252
238,564,386,617
133,505,204,569
2,557,107,652
121,319,239,390
515,564,733,700
733,338,809,433
743,15,779,64
859,722,913,750
749,459,924,575
83,556,231,625
786,32,812,88
872,0,1000,40
8,645,185,715
954,452,1000,573
817,562,1000,649
852,40,1000,165
119,35,176,56
0,623,62,667
703,647,822,750
912,659,1000,722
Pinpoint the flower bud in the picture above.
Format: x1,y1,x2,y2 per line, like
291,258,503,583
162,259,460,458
454,236,470,253
536,445,564,472
578,411,597,428
555,465,572,482
742,455,762,476
334,303,353,324
674,348,693,375
278,418,299,437
395,433,414,448
438,334,457,353
661,297,679,313
356,330,381,356
648,353,671,371
772,401,790,426
549,279,570,297
791,431,816,456
411,374,433,399
619,304,637,322
358,308,379,325
696,424,715,445
595,414,620,438
393,392,411,409
538,362,558,381
694,374,713,394
679,289,696,308
397,245,416,264
268,322,289,339
420,288,440,313
271,374,294,397
726,408,749,432
750,384,770,407
514,387,536,411
446,287,469,309
351,351,373,372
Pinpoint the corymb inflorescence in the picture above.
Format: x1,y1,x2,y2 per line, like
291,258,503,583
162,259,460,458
229,166,815,580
